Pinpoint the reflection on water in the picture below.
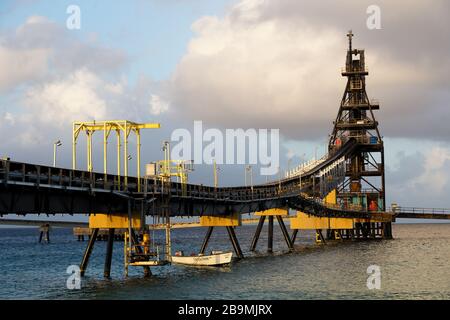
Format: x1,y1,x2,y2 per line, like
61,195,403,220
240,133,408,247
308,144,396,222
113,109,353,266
0,223,449,299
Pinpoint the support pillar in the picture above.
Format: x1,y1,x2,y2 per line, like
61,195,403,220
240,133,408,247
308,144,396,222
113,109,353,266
334,230,342,240
250,216,265,252
276,215,293,251
200,227,214,254
383,222,393,239
104,228,115,278
80,228,99,276
267,216,274,253
226,226,243,259
291,229,298,244
315,229,326,244
130,229,143,254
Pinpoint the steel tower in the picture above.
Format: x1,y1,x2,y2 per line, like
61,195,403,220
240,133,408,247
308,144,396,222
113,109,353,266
329,31,391,237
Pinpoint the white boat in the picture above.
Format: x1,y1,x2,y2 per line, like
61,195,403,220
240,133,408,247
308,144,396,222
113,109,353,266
171,251,233,266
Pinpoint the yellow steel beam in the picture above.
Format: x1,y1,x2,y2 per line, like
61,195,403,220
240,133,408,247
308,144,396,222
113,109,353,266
291,212,392,230
254,208,289,216
117,129,121,188
329,217,354,229
291,211,329,229
324,189,337,205
73,121,160,131
200,213,242,227
89,213,142,229
72,120,160,191
136,129,141,192
124,121,128,186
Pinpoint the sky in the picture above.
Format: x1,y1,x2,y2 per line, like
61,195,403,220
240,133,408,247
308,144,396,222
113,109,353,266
0,0,449,216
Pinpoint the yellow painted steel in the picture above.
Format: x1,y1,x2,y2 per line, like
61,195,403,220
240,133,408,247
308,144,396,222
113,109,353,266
116,130,121,188
89,213,142,229
200,213,242,227
254,208,289,216
291,211,329,229
334,230,342,240
329,217,354,229
291,214,391,230
315,231,323,244
288,187,393,231
72,120,160,191
324,189,337,205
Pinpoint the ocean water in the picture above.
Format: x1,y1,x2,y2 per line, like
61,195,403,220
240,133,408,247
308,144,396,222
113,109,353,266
0,223,449,300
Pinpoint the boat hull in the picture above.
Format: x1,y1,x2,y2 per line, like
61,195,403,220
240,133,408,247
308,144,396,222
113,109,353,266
171,252,233,266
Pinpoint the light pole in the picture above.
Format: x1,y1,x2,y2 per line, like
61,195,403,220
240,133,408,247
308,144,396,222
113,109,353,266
53,140,62,167
245,165,253,191
244,166,247,186
287,158,292,177
278,166,281,191
213,160,220,188
299,153,306,189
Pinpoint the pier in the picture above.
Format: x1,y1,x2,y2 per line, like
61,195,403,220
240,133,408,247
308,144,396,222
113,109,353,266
0,33,448,278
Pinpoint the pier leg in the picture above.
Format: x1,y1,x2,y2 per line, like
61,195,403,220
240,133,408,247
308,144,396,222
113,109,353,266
320,229,326,243
383,222,393,239
361,223,369,239
370,223,376,239
143,266,152,277
315,229,326,244
124,231,129,277
334,230,342,241
130,229,143,254
80,228,99,276
250,216,266,252
291,229,298,244
276,215,293,251
268,216,274,253
200,227,214,254
227,227,244,259
226,226,243,259
328,230,334,240
104,228,115,278
349,228,355,240
355,223,361,239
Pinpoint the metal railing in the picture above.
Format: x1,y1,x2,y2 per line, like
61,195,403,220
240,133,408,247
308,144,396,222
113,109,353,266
391,206,450,215
0,138,367,214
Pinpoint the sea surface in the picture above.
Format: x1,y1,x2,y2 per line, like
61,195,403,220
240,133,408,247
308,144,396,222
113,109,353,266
0,223,449,300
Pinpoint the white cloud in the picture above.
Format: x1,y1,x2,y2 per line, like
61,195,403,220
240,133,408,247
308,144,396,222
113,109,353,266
0,15,165,147
413,147,450,193
2,112,15,125
0,46,50,92
0,15,127,92
149,94,169,115
387,143,450,207
23,68,108,126
171,0,450,141
172,13,343,138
